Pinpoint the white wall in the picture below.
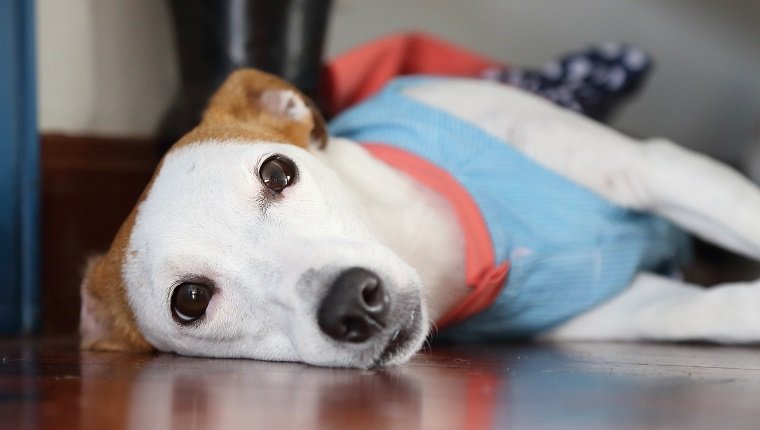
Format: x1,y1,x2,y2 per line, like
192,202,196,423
36,0,175,136
36,0,760,162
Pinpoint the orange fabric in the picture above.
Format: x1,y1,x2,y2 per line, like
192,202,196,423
363,144,509,329
323,32,505,116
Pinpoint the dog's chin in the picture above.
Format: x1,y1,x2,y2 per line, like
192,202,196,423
370,303,428,368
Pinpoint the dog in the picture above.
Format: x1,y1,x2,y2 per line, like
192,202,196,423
80,69,760,368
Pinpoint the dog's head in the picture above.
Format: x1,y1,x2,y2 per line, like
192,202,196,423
80,69,428,368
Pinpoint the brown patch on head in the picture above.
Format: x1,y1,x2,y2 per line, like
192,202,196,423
80,207,153,352
174,68,328,151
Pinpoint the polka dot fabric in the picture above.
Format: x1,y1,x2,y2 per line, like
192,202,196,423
482,43,652,121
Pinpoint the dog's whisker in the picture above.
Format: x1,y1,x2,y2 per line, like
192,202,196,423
428,317,439,336
424,338,433,352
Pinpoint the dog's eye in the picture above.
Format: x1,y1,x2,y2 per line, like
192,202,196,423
171,282,213,324
260,155,296,193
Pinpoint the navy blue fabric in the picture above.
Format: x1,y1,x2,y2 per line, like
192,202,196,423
330,77,689,340
482,42,652,121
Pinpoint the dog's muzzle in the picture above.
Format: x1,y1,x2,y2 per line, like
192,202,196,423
317,267,389,343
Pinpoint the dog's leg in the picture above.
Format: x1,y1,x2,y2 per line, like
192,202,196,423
538,135,760,261
405,80,760,260
615,139,760,261
544,272,760,343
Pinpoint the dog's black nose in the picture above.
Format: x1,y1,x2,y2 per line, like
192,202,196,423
317,267,389,343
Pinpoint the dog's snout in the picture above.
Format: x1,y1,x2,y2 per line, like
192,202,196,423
317,268,390,343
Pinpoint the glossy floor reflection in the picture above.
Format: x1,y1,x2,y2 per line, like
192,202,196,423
2,338,760,429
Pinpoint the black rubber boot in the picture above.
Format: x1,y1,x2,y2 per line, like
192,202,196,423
157,0,333,155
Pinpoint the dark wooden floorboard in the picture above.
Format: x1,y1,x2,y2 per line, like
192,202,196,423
1,338,760,429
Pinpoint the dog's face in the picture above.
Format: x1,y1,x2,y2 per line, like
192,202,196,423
80,70,428,368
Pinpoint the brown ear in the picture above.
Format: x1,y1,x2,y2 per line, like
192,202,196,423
80,253,153,353
197,68,328,149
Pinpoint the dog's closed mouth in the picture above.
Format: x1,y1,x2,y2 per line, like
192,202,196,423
373,305,422,367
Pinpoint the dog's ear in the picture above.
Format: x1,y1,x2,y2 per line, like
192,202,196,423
80,253,153,353
201,69,328,149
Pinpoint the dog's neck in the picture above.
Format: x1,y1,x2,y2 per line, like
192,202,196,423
314,138,468,321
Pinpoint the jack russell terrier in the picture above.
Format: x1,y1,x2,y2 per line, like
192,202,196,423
81,69,760,368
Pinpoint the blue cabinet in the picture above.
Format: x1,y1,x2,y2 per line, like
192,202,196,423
0,0,39,334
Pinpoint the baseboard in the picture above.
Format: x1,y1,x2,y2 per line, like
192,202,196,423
41,134,157,334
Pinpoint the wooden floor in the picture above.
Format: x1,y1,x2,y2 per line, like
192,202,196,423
2,338,760,429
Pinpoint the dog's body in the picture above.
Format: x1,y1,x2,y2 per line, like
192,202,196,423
81,70,760,368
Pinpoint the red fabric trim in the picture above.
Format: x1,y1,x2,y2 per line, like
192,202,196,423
322,32,505,116
363,144,509,328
